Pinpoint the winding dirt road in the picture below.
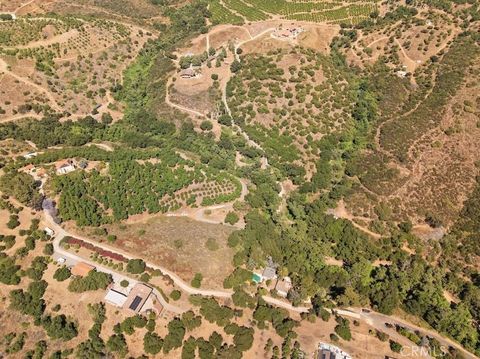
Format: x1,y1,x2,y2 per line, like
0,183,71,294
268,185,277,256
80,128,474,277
43,205,310,313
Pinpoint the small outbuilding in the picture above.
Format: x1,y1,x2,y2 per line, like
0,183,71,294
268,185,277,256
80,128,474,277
180,68,197,79
71,262,95,277
44,227,55,237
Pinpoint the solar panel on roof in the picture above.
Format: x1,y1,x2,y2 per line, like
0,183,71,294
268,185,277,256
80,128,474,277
129,296,142,311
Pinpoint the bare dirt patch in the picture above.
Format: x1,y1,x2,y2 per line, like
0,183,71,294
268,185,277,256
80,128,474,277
171,72,218,115
297,23,339,53
241,33,292,55
209,25,251,49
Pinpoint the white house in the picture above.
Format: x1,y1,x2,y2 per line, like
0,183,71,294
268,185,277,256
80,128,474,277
23,152,38,159
56,161,76,175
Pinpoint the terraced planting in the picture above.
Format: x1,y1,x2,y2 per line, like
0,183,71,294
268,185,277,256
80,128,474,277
222,0,268,21
209,0,244,25
159,176,242,210
209,0,379,24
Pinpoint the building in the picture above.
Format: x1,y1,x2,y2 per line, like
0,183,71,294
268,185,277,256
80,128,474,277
275,276,292,298
318,343,352,359
23,152,37,159
44,227,55,237
262,266,277,281
180,68,197,79
123,283,153,313
262,257,278,281
104,288,128,307
71,262,95,277
273,27,304,40
56,161,76,175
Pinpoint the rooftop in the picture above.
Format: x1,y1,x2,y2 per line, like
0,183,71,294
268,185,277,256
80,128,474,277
104,288,128,307
71,262,95,277
123,283,153,313
262,266,277,280
275,276,292,296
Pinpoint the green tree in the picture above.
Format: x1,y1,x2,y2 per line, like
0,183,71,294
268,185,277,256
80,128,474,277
143,332,163,355
126,259,146,274
191,273,203,288
106,334,127,356
53,267,71,282
225,212,239,225
170,290,181,301
200,120,213,131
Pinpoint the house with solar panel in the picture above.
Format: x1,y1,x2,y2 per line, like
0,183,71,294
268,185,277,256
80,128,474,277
123,283,153,313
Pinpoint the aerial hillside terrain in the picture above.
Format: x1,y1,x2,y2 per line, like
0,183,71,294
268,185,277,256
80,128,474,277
0,0,479,358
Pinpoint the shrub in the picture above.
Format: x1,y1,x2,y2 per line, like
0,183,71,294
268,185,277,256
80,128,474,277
224,212,239,225
43,243,54,256
334,317,351,341
376,330,389,342
390,340,403,353
7,215,20,229
191,273,203,288
140,273,151,282
200,120,213,131
170,290,181,301
205,238,219,251
68,271,112,292
143,332,163,355
120,279,129,288
330,333,339,342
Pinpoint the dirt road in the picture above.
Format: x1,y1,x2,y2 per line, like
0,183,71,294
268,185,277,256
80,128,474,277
40,203,478,357
43,207,309,313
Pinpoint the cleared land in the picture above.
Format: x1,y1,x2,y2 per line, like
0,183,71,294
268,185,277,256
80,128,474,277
67,215,236,289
